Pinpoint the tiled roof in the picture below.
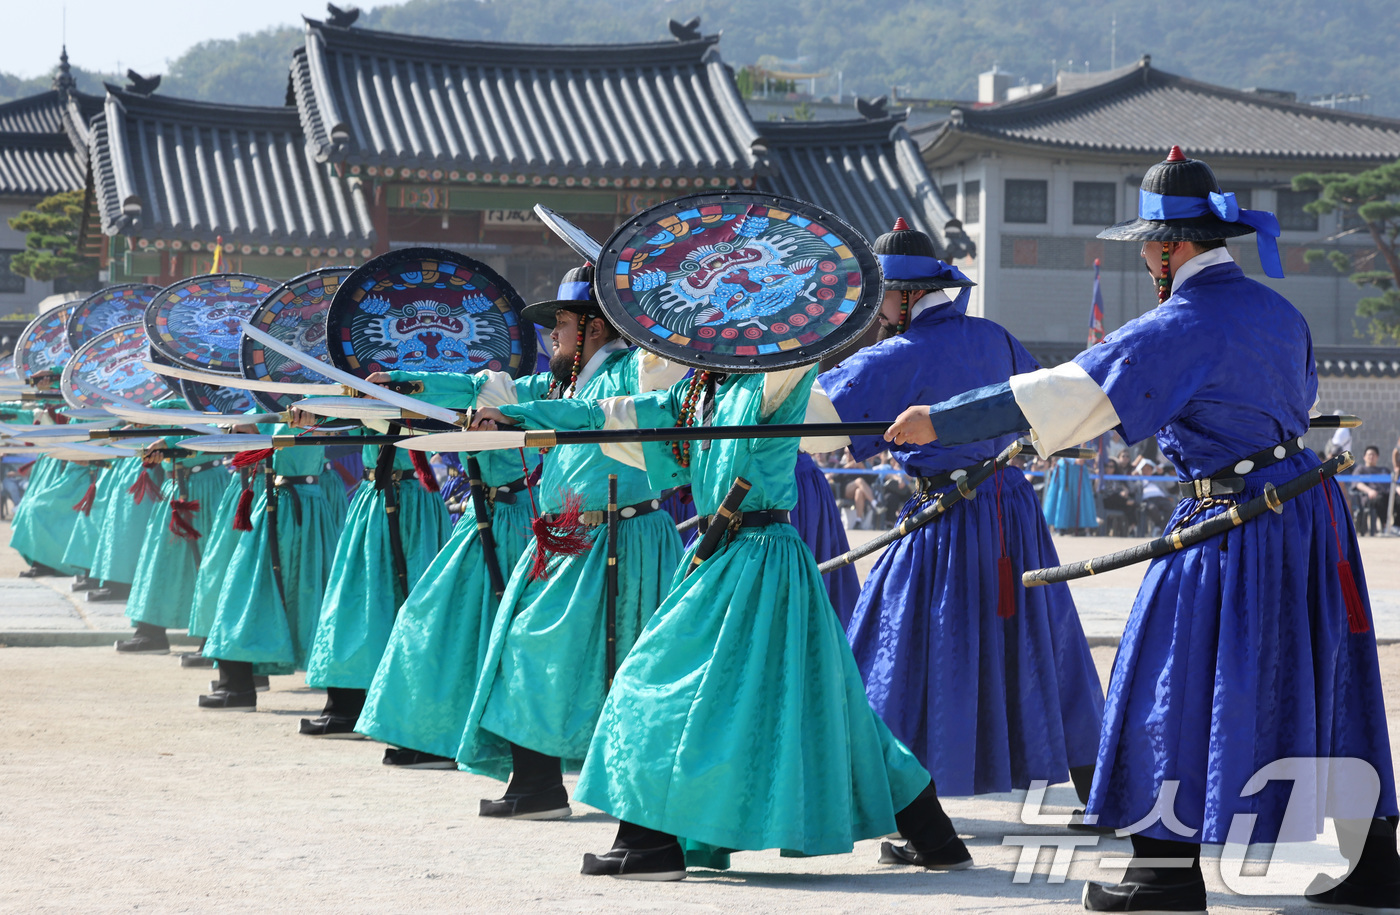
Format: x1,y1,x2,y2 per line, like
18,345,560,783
0,131,85,196
89,86,375,244
757,114,972,256
921,58,1400,164
291,19,763,181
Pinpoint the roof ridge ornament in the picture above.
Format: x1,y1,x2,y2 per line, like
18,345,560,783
668,16,701,41
54,46,76,94
855,96,889,120
326,3,360,28
125,70,160,96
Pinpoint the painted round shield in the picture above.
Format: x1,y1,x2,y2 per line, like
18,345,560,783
67,284,162,349
61,323,174,409
326,248,534,378
595,191,883,372
15,305,75,381
179,378,257,415
145,274,278,373
241,267,353,412
0,353,15,381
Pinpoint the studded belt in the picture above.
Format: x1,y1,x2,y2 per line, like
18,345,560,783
913,462,984,494
274,475,319,487
487,476,529,506
363,469,410,483
1176,437,1306,500
696,509,791,536
543,497,661,529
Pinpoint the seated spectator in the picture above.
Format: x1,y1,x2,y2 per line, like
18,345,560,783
1098,459,1136,536
1133,457,1176,534
838,451,878,529
877,456,913,526
1350,445,1390,536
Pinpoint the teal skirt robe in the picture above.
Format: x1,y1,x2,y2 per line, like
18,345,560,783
203,436,338,672
556,368,932,858
187,466,245,639
358,449,538,757
10,456,92,574
456,349,686,777
60,462,111,571
126,460,230,629
89,457,163,586
304,442,452,690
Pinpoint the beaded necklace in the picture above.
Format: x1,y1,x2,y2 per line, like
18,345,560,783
1157,242,1172,304
671,370,712,468
896,290,911,335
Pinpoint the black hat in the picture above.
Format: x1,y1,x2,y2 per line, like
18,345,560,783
521,263,608,329
873,218,977,291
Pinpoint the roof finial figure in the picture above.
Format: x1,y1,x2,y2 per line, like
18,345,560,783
125,70,160,96
668,16,701,41
326,3,360,28
53,45,76,93
855,96,889,120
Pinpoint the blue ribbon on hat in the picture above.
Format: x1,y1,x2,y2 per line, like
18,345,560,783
556,280,591,301
1139,189,1284,278
878,254,972,286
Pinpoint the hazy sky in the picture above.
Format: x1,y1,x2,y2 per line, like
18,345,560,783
9,0,396,78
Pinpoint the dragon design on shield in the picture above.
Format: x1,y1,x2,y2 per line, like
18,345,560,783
352,292,501,372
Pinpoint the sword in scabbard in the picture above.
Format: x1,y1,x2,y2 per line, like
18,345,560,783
466,456,507,599
1023,451,1356,586
605,474,620,690
685,477,752,579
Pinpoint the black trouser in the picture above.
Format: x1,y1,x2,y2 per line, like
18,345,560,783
214,660,255,693
321,687,365,720
506,743,563,796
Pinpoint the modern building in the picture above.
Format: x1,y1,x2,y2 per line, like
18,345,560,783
918,56,1400,346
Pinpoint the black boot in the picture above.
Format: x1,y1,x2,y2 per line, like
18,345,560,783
70,571,98,592
1305,818,1400,913
19,562,60,578
383,747,458,769
209,676,269,692
115,622,170,654
299,687,366,738
581,821,686,881
87,581,131,602
1082,835,1206,913
879,781,973,870
1069,765,1115,834
198,660,256,710
480,744,570,819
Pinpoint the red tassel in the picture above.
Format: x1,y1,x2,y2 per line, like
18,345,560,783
410,448,440,493
231,448,274,468
997,556,1017,618
529,491,593,580
127,470,164,505
232,488,255,532
169,499,203,542
1337,560,1370,634
72,480,98,515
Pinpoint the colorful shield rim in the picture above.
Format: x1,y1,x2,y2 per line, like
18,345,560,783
326,247,534,379
61,323,174,409
67,284,162,349
240,267,353,412
178,378,257,415
594,191,883,372
145,274,279,372
16,305,75,380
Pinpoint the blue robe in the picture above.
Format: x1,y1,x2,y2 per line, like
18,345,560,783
1069,261,1396,843
791,451,860,625
1042,458,1099,530
821,300,1104,796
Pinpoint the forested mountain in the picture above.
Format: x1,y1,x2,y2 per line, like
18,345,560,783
4,1,1396,118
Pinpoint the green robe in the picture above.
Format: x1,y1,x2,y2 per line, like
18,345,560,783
125,444,230,630
203,429,338,672
10,455,91,574
458,349,685,777
534,368,932,857
305,435,452,690
89,456,163,586
60,462,111,572
187,464,245,639
357,369,550,756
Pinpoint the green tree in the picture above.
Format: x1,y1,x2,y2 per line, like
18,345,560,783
6,189,96,286
1293,161,1400,344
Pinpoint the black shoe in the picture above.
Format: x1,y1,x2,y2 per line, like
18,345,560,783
70,573,98,592
1082,879,1208,914
19,563,60,578
383,748,457,769
581,843,686,881
87,584,131,602
1070,808,1118,835
1306,877,1400,914
298,715,364,739
479,784,571,820
115,635,170,654
210,676,269,692
879,836,974,871
181,652,216,668
198,689,256,710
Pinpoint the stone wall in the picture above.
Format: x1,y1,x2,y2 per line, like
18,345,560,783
1309,376,1400,461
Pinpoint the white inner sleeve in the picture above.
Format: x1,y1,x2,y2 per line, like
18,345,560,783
596,395,646,470
637,352,689,393
474,371,520,408
800,379,850,454
761,364,817,417
1008,362,1122,458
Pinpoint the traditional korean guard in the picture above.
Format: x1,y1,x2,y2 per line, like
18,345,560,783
1042,456,1099,533
9,371,93,578
819,219,1105,805
790,450,861,625
86,452,163,603
884,149,1399,913
473,195,969,880
451,264,686,816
